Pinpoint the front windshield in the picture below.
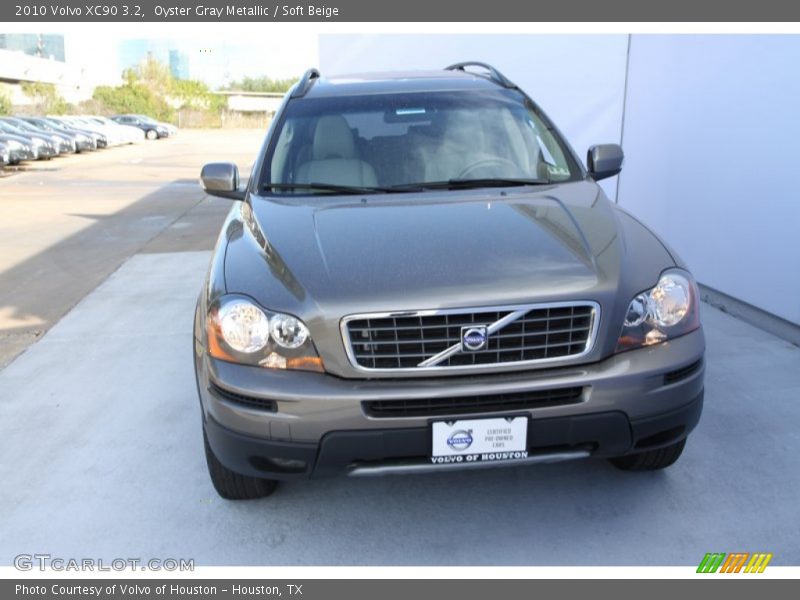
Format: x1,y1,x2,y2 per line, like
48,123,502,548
261,89,581,194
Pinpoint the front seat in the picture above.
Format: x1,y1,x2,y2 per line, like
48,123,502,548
296,116,378,187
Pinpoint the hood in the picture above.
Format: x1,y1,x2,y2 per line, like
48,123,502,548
0,133,34,147
225,180,673,318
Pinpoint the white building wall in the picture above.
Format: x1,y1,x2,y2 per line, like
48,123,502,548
0,48,94,103
618,35,800,325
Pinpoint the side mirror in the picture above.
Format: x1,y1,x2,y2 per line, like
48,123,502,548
587,144,624,181
201,162,245,200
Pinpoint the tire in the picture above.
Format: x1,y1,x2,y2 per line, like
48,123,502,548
145,129,158,140
609,438,686,471
203,429,278,500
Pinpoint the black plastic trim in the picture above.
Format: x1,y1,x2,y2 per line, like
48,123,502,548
290,68,321,98
208,382,276,412
444,62,517,89
663,358,703,385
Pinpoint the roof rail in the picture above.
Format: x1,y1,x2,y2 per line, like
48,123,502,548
444,62,517,89
290,68,321,98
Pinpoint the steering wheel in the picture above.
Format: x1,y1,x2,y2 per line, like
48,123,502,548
456,157,525,180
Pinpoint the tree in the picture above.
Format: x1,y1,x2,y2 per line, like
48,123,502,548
20,82,70,114
92,83,174,122
0,90,11,115
123,56,173,95
172,78,225,112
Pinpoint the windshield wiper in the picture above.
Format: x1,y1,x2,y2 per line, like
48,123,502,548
264,182,394,195
389,178,551,191
263,178,552,196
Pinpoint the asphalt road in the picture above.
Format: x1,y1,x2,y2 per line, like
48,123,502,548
0,131,798,566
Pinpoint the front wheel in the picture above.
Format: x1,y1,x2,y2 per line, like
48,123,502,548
203,429,278,500
609,438,686,471
145,129,158,140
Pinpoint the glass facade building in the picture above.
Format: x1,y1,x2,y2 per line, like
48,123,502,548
120,40,190,79
0,33,66,62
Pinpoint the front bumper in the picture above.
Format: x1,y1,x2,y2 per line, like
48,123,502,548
10,148,36,162
196,328,705,479
36,145,57,158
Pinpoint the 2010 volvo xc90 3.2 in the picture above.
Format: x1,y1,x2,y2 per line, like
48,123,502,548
194,63,705,500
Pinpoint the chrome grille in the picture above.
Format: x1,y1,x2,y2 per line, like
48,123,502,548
343,302,599,372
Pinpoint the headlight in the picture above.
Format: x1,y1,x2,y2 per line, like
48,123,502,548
207,295,323,373
31,137,45,147
219,300,270,353
616,269,700,352
270,314,309,349
7,140,23,150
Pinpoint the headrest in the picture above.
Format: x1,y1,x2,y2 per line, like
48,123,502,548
313,116,356,160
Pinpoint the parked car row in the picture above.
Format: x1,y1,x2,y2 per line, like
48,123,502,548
0,114,177,167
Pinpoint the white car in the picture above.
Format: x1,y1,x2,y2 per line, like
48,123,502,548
85,116,144,144
58,116,126,147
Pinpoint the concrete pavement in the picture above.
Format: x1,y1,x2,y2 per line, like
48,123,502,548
0,251,798,566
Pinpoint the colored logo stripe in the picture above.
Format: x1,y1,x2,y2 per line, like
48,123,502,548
719,553,749,573
697,552,772,573
697,553,726,573
744,553,773,573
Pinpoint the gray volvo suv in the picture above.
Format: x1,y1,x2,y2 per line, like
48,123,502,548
194,63,705,499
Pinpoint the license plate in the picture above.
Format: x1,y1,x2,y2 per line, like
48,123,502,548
431,416,528,464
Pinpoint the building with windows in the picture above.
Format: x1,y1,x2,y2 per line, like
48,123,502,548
0,33,65,62
169,49,190,80
119,39,191,79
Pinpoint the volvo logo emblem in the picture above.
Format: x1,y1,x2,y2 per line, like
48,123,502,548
447,430,474,451
461,326,488,351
